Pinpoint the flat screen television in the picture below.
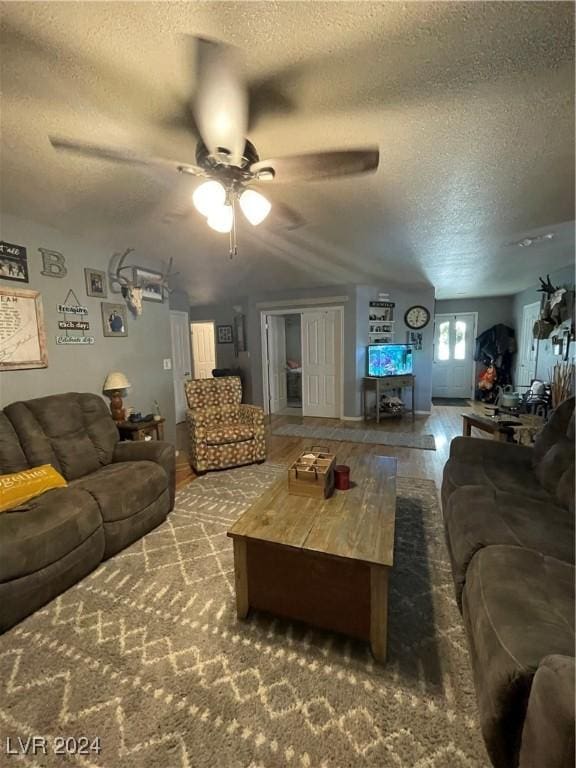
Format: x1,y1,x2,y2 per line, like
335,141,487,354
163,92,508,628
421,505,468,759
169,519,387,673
368,344,413,377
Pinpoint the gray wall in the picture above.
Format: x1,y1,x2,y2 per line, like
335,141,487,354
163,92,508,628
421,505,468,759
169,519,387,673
357,284,436,413
434,296,515,337
189,281,436,417
189,300,253,402
434,295,515,383
512,263,575,382
0,213,177,443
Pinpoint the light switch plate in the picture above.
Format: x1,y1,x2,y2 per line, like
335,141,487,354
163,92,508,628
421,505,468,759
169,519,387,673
163,358,172,370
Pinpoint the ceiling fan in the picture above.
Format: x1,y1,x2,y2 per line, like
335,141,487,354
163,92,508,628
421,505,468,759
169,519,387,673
50,36,379,257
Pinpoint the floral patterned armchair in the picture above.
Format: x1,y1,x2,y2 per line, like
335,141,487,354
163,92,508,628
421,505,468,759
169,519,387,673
184,376,266,473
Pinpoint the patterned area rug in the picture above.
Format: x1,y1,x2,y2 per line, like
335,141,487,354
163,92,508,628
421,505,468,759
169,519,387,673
272,423,436,450
0,463,488,767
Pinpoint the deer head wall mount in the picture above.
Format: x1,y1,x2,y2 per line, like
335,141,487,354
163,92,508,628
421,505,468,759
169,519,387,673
108,249,176,316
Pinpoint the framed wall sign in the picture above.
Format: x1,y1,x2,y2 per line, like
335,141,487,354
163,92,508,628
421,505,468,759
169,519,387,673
85,268,107,298
0,287,48,370
0,241,29,283
217,324,233,344
101,302,128,337
134,267,164,302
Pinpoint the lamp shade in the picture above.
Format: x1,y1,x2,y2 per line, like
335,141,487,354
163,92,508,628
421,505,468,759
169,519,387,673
103,371,131,392
192,180,226,217
207,203,234,233
239,189,271,226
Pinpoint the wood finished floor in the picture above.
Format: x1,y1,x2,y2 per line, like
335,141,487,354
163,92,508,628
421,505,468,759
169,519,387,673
175,403,485,491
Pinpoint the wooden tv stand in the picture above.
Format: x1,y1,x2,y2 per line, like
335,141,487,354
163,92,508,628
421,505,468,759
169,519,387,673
362,375,415,422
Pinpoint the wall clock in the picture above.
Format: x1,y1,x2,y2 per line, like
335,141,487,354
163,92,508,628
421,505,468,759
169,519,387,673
405,305,431,330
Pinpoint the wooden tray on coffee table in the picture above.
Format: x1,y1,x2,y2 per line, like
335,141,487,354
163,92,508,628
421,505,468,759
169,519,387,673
227,454,397,663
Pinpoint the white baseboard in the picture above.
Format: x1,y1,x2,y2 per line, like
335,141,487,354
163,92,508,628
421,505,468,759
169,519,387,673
341,415,363,421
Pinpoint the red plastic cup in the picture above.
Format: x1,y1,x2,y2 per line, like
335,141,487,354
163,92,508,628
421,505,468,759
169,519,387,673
334,465,351,490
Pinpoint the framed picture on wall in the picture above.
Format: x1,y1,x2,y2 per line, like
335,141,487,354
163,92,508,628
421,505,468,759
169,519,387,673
0,241,29,284
217,324,233,344
85,267,107,298
101,302,128,337
133,267,164,303
0,287,48,369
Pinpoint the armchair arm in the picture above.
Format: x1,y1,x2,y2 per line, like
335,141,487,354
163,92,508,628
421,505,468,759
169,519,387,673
113,440,176,509
238,404,265,428
449,436,533,465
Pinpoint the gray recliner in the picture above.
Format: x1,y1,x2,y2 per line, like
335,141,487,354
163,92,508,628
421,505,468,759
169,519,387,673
0,392,176,633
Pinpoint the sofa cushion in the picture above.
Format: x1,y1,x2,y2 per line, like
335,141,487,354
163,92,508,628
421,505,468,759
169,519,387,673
0,487,102,583
532,396,575,468
0,412,29,474
518,655,575,768
205,424,254,445
442,454,551,505
462,546,575,768
72,460,167,522
535,438,574,496
5,393,119,480
444,486,574,609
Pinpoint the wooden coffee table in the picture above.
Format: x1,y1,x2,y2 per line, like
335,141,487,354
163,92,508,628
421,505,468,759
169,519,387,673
227,455,397,663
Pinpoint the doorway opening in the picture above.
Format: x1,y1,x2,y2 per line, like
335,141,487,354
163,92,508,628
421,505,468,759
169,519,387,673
432,312,478,400
261,307,344,418
190,321,216,379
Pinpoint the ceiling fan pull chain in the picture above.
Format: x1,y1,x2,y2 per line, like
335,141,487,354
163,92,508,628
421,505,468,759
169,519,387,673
229,197,238,259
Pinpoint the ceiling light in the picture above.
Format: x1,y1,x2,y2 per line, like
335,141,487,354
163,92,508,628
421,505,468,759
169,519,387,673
192,180,226,217
207,204,234,233
239,189,271,226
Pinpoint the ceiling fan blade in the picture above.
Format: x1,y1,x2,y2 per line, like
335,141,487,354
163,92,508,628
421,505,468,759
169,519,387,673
268,202,305,231
191,37,248,166
250,148,379,183
49,136,205,177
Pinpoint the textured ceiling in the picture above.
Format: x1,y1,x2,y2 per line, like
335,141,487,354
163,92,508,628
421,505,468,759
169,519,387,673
1,1,574,303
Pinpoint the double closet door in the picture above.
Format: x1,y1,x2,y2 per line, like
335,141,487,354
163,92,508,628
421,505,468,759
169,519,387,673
266,309,341,418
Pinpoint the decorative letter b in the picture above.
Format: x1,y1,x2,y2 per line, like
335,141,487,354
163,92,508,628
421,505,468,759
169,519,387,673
39,248,67,278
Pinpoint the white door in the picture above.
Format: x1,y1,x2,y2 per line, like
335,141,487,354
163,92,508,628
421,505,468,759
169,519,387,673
170,311,192,423
432,313,476,398
266,315,287,414
301,310,339,417
191,322,216,379
517,302,540,388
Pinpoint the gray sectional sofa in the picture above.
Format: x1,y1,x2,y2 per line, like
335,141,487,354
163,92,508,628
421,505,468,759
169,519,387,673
442,396,575,768
0,392,175,633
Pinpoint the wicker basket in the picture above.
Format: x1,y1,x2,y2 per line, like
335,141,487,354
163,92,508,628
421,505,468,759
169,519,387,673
287,446,336,499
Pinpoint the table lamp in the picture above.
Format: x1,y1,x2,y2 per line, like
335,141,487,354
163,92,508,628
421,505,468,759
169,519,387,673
103,371,131,423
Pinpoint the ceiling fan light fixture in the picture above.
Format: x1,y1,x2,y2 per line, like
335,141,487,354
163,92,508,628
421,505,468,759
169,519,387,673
207,203,234,233
239,189,271,226
192,180,226,217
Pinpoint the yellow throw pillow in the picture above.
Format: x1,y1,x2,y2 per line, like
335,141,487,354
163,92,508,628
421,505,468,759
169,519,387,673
0,464,67,513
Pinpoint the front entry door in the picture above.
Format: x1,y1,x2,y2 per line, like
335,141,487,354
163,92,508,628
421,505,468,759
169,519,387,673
432,313,476,398
301,310,339,417
191,322,216,379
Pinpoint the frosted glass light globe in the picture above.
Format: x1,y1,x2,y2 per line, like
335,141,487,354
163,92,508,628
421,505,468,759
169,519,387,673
239,189,272,226
207,204,234,233
192,180,226,217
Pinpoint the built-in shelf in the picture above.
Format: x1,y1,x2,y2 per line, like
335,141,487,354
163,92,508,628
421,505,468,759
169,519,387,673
369,299,395,344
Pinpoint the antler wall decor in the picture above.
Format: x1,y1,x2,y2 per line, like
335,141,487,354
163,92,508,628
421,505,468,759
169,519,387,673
108,249,177,316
